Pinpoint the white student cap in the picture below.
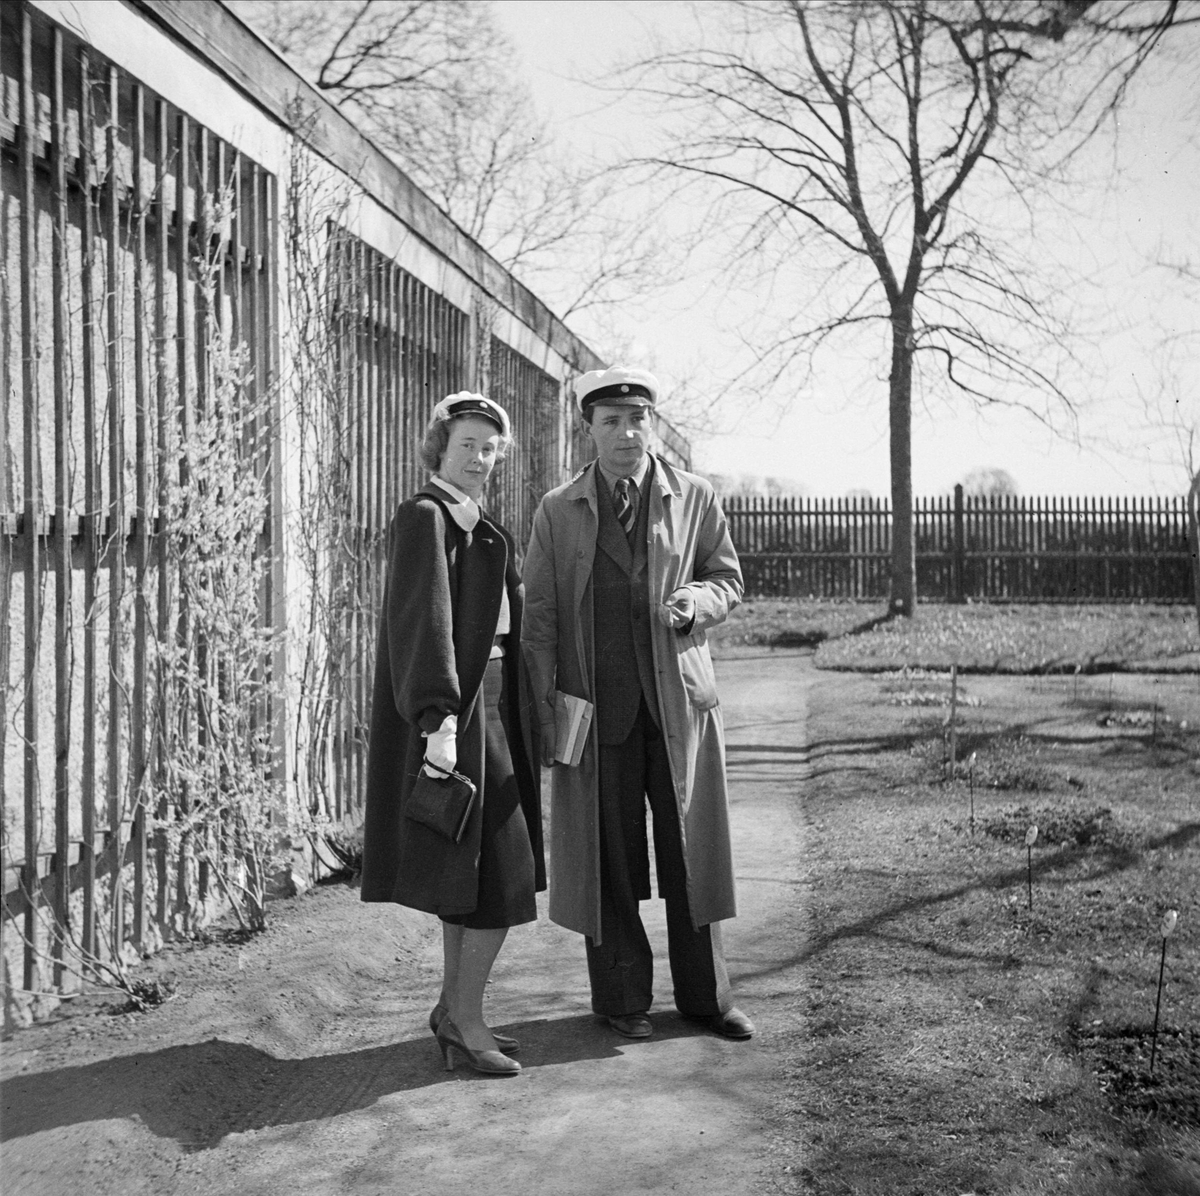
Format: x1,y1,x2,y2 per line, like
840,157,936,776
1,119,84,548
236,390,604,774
574,366,659,415
431,391,511,438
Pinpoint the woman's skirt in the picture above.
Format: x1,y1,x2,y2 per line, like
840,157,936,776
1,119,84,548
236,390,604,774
441,656,537,929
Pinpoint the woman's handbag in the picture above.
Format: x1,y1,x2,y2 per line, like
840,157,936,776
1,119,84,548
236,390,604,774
406,762,478,843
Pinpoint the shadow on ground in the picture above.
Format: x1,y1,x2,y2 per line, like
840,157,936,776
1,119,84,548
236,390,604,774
0,1013,707,1151
762,609,899,650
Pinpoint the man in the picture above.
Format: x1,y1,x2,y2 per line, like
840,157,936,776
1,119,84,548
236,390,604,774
522,365,753,1040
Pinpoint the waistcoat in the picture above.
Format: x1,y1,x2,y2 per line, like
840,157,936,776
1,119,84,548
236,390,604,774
592,464,659,745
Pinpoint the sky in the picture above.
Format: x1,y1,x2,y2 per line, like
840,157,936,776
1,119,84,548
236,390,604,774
492,0,1200,499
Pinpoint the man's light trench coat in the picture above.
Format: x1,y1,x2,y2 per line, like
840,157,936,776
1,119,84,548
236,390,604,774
522,454,743,942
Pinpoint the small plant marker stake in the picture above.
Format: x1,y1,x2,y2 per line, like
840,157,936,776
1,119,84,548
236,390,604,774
948,663,959,780
968,752,977,835
1150,909,1179,1074
1024,824,1038,910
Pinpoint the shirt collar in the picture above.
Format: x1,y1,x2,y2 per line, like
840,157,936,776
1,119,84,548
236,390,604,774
598,452,652,493
428,475,481,532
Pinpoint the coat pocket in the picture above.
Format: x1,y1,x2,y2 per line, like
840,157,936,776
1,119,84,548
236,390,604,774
677,633,719,710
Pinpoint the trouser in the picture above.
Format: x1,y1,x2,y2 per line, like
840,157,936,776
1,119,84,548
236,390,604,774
585,699,732,1018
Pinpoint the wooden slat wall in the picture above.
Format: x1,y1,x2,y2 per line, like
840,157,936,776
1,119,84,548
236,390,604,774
2,2,276,993
78,44,99,969
19,4,42,990
50,22,69,985
727,492,1195,602
488,334,562,550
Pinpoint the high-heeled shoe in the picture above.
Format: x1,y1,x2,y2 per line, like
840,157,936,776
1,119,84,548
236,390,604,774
429,1003,520,1054
435,1016,521,1076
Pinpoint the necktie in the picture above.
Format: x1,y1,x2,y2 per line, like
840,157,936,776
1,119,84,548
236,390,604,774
613,477,636,537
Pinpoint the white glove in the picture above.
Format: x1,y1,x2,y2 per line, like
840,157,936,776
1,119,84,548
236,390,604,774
657,588,696,629
422,714,458,776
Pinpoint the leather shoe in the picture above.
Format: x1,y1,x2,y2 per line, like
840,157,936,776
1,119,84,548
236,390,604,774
435,1017,521,1076
606,1013,653,1039
429,1003,519,1054
690,1007,754,1039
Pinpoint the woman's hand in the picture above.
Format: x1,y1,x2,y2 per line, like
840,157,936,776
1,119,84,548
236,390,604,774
423,714,458,776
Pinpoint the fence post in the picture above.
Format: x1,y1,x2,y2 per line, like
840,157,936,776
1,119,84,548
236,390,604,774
953,483,965,603
1188,478,1200,641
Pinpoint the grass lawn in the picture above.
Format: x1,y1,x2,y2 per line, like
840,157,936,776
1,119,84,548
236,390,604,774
790,669,1198,1195
728,601,1199,1195
709,599,1200,674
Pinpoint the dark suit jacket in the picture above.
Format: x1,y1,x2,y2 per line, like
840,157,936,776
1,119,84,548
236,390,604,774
592,463,658,744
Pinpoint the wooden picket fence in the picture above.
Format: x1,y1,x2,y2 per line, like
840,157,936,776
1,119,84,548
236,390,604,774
725,490,1196,602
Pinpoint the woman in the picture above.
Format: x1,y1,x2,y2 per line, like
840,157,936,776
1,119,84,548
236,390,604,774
361,392,544,1077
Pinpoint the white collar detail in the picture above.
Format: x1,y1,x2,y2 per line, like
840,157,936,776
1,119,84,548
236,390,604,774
429,475,481,532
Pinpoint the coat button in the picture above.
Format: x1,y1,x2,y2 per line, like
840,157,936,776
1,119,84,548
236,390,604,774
577,550,584,558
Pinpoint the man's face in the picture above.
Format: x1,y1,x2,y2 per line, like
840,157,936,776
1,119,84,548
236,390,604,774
586,403,653,477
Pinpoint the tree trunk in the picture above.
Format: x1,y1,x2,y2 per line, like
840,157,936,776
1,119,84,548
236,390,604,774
889,308,916,616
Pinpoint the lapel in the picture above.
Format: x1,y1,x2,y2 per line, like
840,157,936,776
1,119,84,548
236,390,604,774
415,483,506,691
630,460,654,574
644,454,676,587
562,463,600,620
456,509,507,703
415,481,464,562
595,468,634,575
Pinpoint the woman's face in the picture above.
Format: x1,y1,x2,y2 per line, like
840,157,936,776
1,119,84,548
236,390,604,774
437,416,502,499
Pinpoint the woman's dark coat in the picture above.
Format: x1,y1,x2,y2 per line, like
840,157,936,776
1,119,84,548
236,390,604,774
360,483,544,915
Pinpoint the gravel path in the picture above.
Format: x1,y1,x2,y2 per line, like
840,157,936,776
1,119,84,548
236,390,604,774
2,652,815,1196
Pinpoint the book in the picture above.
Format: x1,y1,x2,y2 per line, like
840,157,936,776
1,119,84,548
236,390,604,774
553,691,594,766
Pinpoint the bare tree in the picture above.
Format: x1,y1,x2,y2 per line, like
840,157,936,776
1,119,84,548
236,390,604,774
228,0,665,323
626,0,1194,613
229,0,496,100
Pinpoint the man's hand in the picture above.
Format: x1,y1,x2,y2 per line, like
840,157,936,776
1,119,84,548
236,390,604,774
422,714,458,776
657,588,696,630
540,719,557,768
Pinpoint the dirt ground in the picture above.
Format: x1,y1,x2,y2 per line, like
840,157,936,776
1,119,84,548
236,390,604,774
1,654,815,1196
